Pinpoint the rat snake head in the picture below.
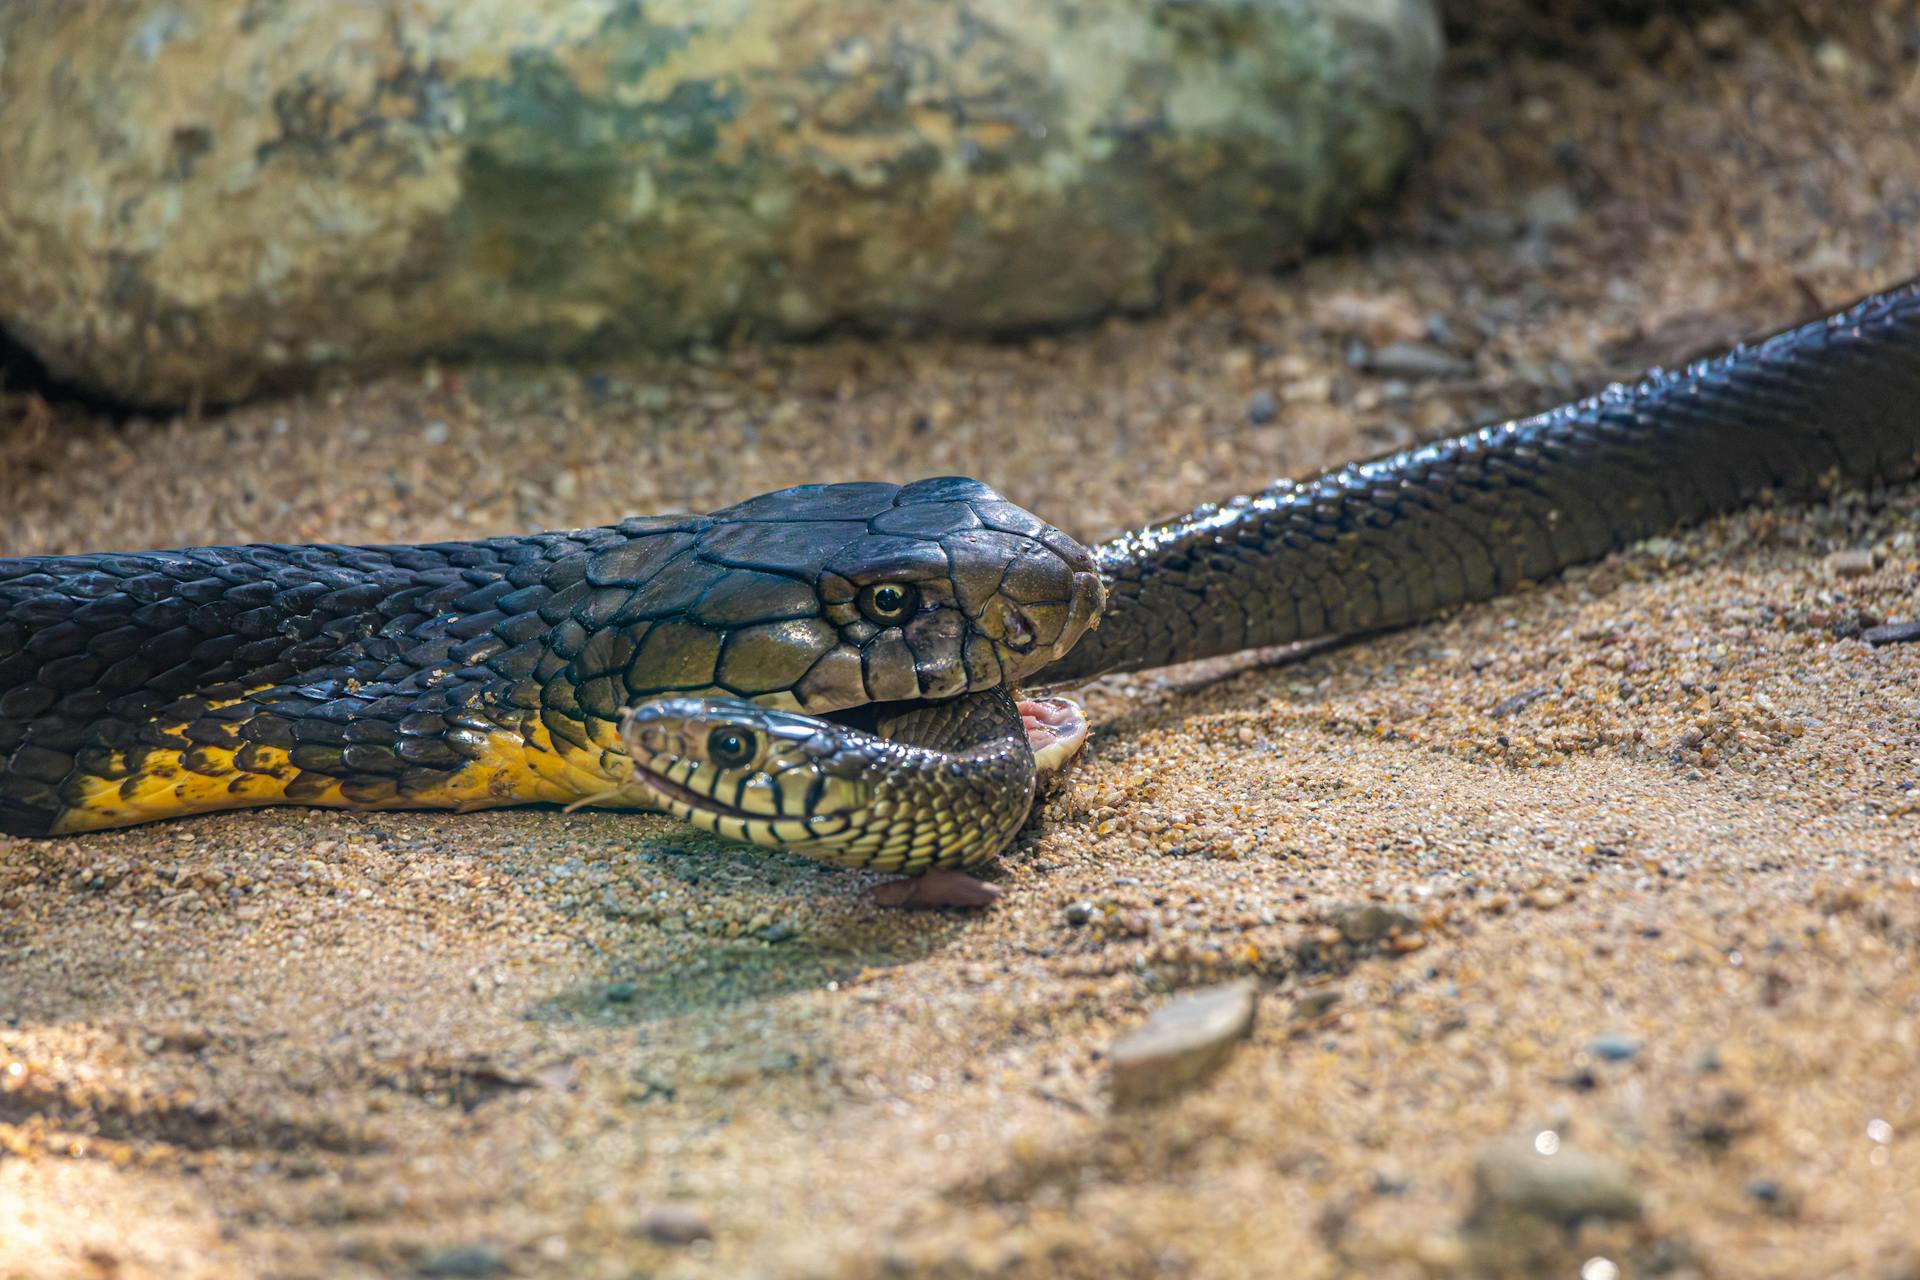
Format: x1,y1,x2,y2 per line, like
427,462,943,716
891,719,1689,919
617,697,887,861
617,688,1079,872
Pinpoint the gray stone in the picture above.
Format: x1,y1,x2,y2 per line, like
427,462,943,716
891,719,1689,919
1292,983,1343,1019
1335,902,1416,944
1519,183,1582,234
0,0,1442,405
1864,620,1920,646
1365,341,1473,380
419,1244,508,1278
1109,979,1257,1107
1470,1136,1644,1227
639,1203,714,1245
1587,1032,1641,1062
1829,549,1877,579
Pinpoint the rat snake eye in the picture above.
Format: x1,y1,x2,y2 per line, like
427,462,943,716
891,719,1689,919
856,582,918,625
706,728,757,768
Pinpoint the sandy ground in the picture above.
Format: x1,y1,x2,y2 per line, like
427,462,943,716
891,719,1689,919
4,4,1920,1277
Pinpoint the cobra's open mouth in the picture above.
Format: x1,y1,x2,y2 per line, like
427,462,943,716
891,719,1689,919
1020,697,1089,773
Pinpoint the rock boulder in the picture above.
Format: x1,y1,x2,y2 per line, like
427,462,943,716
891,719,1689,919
0,0,1441,404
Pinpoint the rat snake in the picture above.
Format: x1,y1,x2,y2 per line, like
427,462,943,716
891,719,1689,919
4,279,1918,870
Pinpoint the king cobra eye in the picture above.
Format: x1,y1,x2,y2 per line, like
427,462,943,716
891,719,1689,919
706,728,757,768
856,582,918,625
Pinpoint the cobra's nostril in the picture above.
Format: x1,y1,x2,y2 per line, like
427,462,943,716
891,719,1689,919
1058,571,1107,652
1003,607,1035,652
980,596,1038,653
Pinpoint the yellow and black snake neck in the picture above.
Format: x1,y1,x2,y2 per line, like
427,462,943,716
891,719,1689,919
0,478,1102,835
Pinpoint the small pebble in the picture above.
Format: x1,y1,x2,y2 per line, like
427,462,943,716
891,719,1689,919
1336,903,1416,945
1372,1168,1412,1195
1366,341,1473,380
1640,536,1685,564
641,1204,714,1245
1829,549,1876,578
1064,899,1096,926
1246,390,1277,424
1520,184,1582,234
1863,620,1920,646
1560,1067,1599,1093
1747,1178,1798,1217
141,1024,212,1053
1587,1033,1641,1063
1293,984,1342,1019
1109,980,1258,1107
1696,11,1744,54
419,1244,507,1277
1813,39,1860,82
1470,1136,1644,1227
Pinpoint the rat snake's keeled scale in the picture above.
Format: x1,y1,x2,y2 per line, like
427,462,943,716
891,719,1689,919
4,280,1919,876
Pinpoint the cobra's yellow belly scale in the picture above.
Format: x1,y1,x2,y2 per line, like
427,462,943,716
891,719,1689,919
50,700,656,834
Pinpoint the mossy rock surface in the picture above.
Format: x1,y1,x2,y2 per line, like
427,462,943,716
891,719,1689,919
0,0,1440,405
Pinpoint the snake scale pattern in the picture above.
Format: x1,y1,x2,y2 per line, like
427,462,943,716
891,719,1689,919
0,480,1102,840
3,279,1918,866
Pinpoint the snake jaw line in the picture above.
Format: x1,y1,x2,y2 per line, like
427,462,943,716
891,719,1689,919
615,692,1035,870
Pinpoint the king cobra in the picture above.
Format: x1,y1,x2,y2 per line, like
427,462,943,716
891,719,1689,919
4,281,1918,885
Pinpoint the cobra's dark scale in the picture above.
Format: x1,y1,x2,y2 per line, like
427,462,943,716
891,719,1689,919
1,477,1099,835
1039,279,1920,683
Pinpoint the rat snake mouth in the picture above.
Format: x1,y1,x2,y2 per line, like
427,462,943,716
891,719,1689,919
626,697,1090,821
627,761,730,817
0,476,1100,842
616,691,1091,869
632,701,878,803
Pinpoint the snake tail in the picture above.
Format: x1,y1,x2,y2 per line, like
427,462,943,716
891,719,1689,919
1040,279,1920,683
